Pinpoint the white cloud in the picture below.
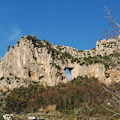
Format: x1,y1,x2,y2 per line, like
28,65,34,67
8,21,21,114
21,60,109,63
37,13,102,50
7,24,21,41
66,74,71,81
0,24,21,42
0,23,22,58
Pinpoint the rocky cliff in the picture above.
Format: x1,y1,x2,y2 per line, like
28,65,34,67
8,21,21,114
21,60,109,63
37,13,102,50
0,35,120,90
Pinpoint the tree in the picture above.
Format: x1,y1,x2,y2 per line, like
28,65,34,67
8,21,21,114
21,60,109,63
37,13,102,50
7,45,10,51
103,84,120,119
27,34,33,40
32,36,37,41
102,3,120,38
99,3,120,119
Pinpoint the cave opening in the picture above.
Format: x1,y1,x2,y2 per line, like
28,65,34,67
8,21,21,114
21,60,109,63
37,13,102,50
65,68,73,81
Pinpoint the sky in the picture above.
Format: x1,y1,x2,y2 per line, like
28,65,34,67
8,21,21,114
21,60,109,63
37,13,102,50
0,0,120,59
0,0,120,81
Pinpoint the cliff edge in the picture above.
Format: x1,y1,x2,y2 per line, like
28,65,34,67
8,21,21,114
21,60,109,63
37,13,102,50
0,35,120,90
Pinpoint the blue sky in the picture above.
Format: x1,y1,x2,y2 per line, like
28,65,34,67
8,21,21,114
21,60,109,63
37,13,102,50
0,0,120,58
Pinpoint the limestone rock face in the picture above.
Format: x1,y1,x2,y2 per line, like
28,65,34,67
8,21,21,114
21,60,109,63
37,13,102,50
0,35,120,90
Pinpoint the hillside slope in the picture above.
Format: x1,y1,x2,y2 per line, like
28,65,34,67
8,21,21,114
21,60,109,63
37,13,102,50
0,35,120,90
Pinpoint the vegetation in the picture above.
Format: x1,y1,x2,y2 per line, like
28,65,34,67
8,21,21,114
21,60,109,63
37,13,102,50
50,63,61,70
27,35,38,41
102,3,120,38
4,76,120,119
1,35,120,119
80,52,120,70
7,45,10,52
26,35,82,64
26,35,120,70
102,41,117,48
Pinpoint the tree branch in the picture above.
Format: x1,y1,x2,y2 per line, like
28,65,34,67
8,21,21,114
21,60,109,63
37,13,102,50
102,105,120,120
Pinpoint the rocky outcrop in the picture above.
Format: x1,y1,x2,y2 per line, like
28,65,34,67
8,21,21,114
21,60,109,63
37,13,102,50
0,35,120,90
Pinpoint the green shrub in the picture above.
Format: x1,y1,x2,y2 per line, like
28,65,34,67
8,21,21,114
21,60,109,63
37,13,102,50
27,35,33,40
46,110,50,114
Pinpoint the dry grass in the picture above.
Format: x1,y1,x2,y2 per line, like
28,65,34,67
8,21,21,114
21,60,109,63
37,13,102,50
38,104,56,112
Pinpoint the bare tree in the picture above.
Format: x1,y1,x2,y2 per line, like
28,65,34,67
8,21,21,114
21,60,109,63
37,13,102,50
99,3,120,119
7,45,10,52
102,3,120,38
103,85,120,119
